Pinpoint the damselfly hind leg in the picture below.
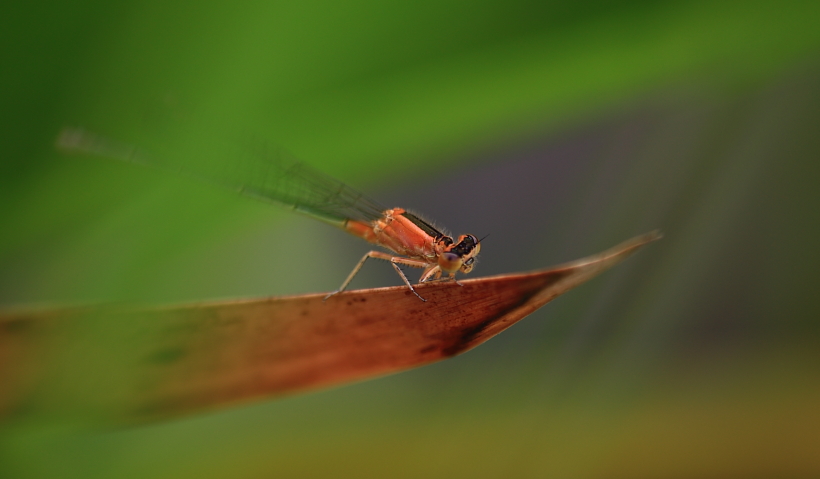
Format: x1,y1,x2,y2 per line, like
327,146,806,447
323,251,430,302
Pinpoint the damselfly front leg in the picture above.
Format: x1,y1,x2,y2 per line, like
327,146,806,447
419,272,464,286
323,251,432,302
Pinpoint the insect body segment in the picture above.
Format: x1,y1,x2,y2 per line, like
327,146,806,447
332,208,480,301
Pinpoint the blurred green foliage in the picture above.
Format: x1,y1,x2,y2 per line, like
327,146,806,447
2,0,820,478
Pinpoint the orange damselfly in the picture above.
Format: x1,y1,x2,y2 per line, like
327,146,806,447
56,128,481,301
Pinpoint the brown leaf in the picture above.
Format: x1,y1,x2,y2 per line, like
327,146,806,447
0,231,660,426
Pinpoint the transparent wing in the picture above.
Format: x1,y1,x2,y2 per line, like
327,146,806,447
57,127,387,226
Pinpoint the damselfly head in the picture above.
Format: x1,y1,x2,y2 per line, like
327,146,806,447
438,234,480,274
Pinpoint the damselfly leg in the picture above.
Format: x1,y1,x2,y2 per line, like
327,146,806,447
323,251,433,302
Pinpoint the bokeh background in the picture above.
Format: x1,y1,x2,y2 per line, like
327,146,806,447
2,1,820,477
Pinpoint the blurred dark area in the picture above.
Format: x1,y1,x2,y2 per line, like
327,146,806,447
1,1,820,478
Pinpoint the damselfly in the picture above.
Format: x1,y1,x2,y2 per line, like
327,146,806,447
56,128,481,301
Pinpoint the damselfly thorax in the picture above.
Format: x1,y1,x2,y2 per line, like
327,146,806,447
57,128,481,302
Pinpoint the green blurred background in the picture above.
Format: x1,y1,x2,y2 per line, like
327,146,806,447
2,0,820,477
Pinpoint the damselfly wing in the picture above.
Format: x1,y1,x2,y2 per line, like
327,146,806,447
57,128,480,301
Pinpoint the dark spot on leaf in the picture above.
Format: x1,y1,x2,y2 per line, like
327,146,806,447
442,318,497,357
419,344,437,354
1,318,32,333
148,347,186,365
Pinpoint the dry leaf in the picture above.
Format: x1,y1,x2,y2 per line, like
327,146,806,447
0,231,659,426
